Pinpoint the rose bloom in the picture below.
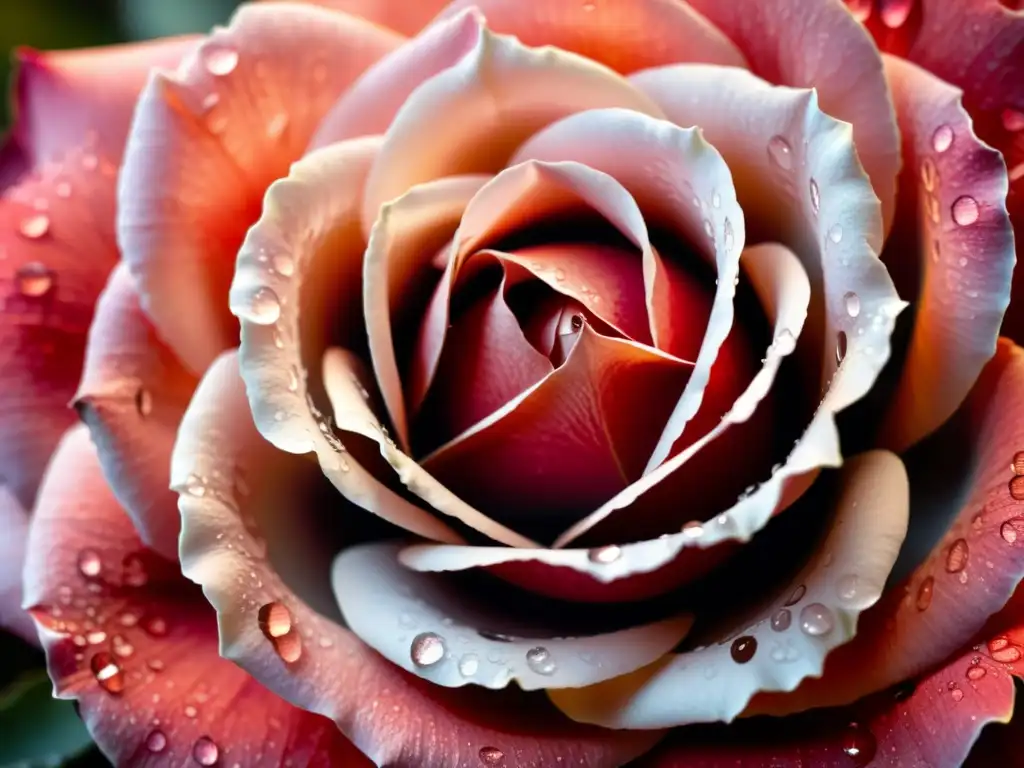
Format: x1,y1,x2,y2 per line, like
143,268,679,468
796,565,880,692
0,0,1022,765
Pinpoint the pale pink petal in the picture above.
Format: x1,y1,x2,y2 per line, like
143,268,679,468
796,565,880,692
434,0,747,73
878,55,1014,452
73,263,198,561
231,138,463,544
683,0,902,234
271,0,451,35
550,450,909,729
23,425,373,767
359,25,665,234
118,3,402,373
176,352,660,767
0,485,35,642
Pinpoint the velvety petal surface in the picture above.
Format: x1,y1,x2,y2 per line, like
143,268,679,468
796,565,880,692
232,137,464,545
0,484,35,642
118,2,402,373
683,0,901,234
550,450,909,729
749,338,1024,716
176,351,661,768
73,263,198,561
23,426,372,767
274,0,451,35
878,54,1014,452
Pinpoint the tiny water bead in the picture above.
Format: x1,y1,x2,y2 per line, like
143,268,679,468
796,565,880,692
122,553,149,587
799,603,835,637
15,262,54,297
730,635,757,663
266,113,289,140
827,223,843,244
967,664,987,681
1010,476,1024,501
479,747,506,767
192,736,220,766
841,721,877,767
951,196,980,226
241,287,282,325
682,520,704,539
1012,451,1024,475
258,602,293,638
203,43,239,76
920,157,938,191
836,331,848,366
945,538,969,573
916,576,935,611
19,213,50,239
411,632,446,667
809,178,820,213
91,652,125,694
78,549,102,578
767,135,794,170
458,654,480,677
587,545,621,564
145,730,167,753
271,252,295,277
844,291,861,318
1001,517,1024,544
989,641,1022,664
932,124,954,153
770,608,792,632
135,388,153,418
951,685,965,702
526,646,557,676
784,584,806,606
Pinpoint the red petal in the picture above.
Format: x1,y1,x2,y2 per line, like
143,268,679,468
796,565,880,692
73,264,199,561
23,426,371,767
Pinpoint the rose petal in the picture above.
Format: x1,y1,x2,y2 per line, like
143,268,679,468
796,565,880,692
359,24,665,235
176,353,660,767
118,2,402,373
333,541,692,690
748,338,1024,716
422,323,692,540
272,0,450,35
549,450,909,729
434,0,747,74
403,242,809,602
682,0,901,235
73,263,199,561
22,425,372,767
509,107,747,470
877,54,1014,452
231,138,464,545
310,7,485,149
0,485,35,642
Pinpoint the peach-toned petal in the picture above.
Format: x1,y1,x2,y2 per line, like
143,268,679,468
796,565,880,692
231,138,463,544
333,542,692,690
272,0,451,35
434,0,747,73
359,25,664,234
176,352,661,767
878,55,1014,452
0,485,35,642
683,0,901,234
747,339,1024,717
73,263,199,561
23,425,372,767
550,450,909,729
118,3,402,373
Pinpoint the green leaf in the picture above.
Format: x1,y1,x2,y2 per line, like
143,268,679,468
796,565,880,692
0,669,95,767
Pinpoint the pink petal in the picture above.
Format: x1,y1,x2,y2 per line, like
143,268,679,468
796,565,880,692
175,352,660,767
877,55,1014,452
747,338,1024,717
22,425,373,767
682,0,902,235
0,151,119,508
0,485,36,642
118,3,402,373
434,0,747,74
311,7,485,149
231,139,464,544
271,0,451,35
359,24,664,234
549,450,909,729
422,323,692,540
73,263,199,561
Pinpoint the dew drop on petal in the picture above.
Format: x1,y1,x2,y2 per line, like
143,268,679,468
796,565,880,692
203,44,239,76
90,652,125,694
945,538,969,573
15,262,54,297
411,632,446,667
1010,477,1024,501
526,646,557,676
192,736,220,766
951,196,980,226
266,113,289,140
730,635,757,663
272,630,303,664
458,654,480,678
840,721,877,767
847,0,872,21
798,603,835,636
932,124,954,153
239,287,281,325
836,574,863,604
703,218,714,239
843,291,861,318
809,178,820,213
951,686,965,702
479,747,506,767
682,520,704,539
827,223,843,244
916,576,934,611
145,730,167,754
784,584,806,606
19,213,50,239
1012,451,1024,475
770,608,792,632
587,545,621,564
879,0,913,28
135,388,152,417
920,157,938,191
767,135,794,170
141,614,168,637
1002,517,1024,543
967,664,987,681
271,253,295,277
78,549,102,578
723,217,734,251
122,553,149,587
836,331,848,366
991,644,1022,664
258,602,293,639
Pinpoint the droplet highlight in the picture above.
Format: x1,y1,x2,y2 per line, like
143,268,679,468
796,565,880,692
525,646,557,676
192,736,220,766
932,124,954,153
78,549,102,578
15,262,54,297
767,135,794,170
951,196,980,226
410,632,446,667
945,538,969,573
90,652,125,694
840,721,877,767
479,747,506,767
19,214,50,239
146,730,167,753
809,178,820,213
730,635,757,663
770,608,792,632
916,576,934,611
203,44,239,76
844,291,861,318
587,545,621,564
798,603,835,636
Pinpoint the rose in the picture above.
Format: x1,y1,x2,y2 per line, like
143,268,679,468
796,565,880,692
0,0,1021,765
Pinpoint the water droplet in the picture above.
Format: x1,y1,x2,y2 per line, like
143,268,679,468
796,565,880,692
203,43,239,76
87,630,107,645
570,314,584,333
723,217,734,251
920,157,938,191
840,721,877,767
19,213,50,240
703,218,714,239
879,0,913,27
146,730,167,753
951,196,980,226
587,545,621,564
827,223,843,244
926,194,941,225
91,652,125,694
185,705,198,718
843,292,861,319
525,646,557,676
991,643,1022,664
411,632,446,667
1002,109,1024,132
770,608,792,632
141,614,168,637
1002,517,1024,544
1010,477,1024,500
271,253,295,277
836,331,848,366
932,124,954,153
184,474,207,497
784,584,806,606
967,664,987,681
682,520,704,539
479,746,506,767
809,178,820,213
1012,451,1024,475
272,630,303,663
836,574,865,605
712,191,721,208
258,602,292,638
554,267,567,282
799,603,835,636
266,113,289,140
458,654,480,677
916,576,934,611
122,554,148,587
78,549,102,578
192,736,220,766
767,135,794,170
135,387,153,417
240,287,282,325
945,538,969,573
112,635,134,658
730,635,757,663
15,261,55,298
